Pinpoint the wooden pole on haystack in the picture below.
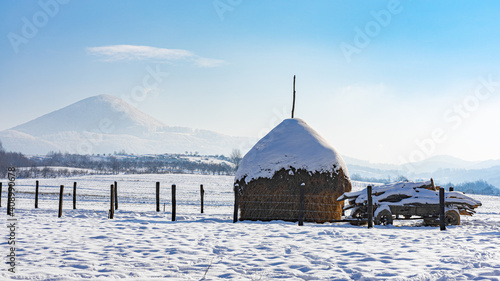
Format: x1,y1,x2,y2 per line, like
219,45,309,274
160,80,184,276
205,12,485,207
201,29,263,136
291,75,296,118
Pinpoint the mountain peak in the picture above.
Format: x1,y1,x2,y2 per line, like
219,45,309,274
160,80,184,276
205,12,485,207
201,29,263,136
11,95,167,137
1,95,254,155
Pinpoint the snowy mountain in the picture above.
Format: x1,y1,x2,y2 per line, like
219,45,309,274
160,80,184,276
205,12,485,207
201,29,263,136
11,95,167,137
0,95,254,155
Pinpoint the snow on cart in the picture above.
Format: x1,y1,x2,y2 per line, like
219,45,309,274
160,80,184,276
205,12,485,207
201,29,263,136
337,179,482,226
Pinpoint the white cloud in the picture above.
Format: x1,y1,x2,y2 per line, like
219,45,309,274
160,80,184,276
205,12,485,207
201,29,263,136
192,57,226,68
86,45,224,67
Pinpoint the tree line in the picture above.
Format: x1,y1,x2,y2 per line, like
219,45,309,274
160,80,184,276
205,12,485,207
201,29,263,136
0,141,31,177
1,141,239,178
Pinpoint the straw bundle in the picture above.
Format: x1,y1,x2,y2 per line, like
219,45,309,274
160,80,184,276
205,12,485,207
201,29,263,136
236,166,351,222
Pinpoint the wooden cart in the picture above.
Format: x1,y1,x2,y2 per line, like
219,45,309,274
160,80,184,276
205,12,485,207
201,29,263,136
349,203,461,226
338,180,481,226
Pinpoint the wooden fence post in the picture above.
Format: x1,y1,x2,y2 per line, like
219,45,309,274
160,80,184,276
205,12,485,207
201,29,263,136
367,185,373,229
172,184,176,221
109,184,115,219
440,187,446,231
298,183,305,226
35,180,39,208
73,182,77,210
233,184,239,223
200,184,204,214
58,185,64,218
114,181,118,210
156,182,160,212
0,182,2,208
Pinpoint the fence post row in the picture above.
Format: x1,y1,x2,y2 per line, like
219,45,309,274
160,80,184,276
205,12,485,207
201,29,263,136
73,182,77,210
200,184,204,214
114,181,118,210
156,182,160,212
233,184,239,223
298,183,305,226
367,185,373,229
35,180,39,209
58,185,64,218
439,187,446,231
109,184,115,219
172,184,176,221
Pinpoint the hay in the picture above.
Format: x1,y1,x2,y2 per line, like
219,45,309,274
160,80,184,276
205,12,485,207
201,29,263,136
235,166,351,223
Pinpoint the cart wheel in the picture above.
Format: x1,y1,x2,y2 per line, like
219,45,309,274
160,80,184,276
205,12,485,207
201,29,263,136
349,208,367,226
374,209,393,225
445,210,460,225
423,217,438,226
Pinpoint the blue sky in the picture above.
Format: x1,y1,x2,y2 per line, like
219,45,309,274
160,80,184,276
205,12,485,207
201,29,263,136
1,0,500,163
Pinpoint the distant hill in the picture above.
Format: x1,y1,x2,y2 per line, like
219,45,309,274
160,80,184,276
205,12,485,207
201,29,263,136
0,95,255,155
343,155,500,195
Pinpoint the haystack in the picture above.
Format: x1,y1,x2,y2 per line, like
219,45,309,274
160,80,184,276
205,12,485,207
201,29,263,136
234,118,351,223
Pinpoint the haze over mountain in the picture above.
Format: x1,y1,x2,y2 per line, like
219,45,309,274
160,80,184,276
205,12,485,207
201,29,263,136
0,95,254,155
344,155,500,192
343,155,500,175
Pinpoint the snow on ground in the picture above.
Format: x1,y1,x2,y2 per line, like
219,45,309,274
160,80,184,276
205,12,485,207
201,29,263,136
1,174,499,280
17,166,97,173
181,156,234,167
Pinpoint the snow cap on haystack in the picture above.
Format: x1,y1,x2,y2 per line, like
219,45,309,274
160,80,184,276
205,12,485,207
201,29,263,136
236,118,349,184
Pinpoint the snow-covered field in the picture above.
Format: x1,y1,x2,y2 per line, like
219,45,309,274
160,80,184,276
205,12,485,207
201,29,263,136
1,174,499,280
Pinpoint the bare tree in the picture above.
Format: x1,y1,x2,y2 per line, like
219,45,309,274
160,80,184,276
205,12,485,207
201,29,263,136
229,149,242,170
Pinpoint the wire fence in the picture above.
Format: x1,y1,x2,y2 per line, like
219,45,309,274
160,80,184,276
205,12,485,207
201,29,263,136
3,175,359,223
3,176,235,216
